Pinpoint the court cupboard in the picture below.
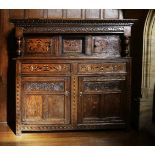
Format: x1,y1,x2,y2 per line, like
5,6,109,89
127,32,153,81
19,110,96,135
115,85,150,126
10,16,135,135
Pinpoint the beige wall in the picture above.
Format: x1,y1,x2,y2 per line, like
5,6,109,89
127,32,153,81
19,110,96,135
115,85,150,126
140,10,155,130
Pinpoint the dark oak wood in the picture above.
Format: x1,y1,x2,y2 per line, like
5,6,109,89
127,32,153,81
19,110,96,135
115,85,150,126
10,18,135,135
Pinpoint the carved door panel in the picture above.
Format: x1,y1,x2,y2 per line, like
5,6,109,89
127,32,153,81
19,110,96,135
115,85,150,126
21,76,71,125
77,76,127,128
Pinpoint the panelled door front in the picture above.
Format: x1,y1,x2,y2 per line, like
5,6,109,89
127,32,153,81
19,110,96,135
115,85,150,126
77,75,128,129
21,76,71,125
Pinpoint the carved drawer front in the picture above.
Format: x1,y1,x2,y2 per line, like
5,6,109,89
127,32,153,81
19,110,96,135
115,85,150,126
78,63,126,74
21,63,71,74
77,76,127,128
21,77,71,125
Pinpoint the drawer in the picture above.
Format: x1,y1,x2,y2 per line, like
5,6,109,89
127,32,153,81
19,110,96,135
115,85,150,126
21,63,71,74
78,63,126,74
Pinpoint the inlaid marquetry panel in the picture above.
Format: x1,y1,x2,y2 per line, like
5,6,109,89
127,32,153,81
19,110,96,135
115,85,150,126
21,63,71,73
78,63,126,73
93,35,121,58
24,38,52,55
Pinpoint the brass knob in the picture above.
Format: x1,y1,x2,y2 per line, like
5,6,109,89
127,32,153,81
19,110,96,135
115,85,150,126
65,91,70,96
79,92,83,96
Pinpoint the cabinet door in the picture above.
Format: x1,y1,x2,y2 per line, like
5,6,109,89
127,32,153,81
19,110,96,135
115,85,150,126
77,76,128,129
21,77,71,125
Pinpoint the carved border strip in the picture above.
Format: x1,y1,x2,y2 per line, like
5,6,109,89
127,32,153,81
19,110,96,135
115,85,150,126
71,76,77,127
10,19,136,26
16,62,21,135
22,125,74,131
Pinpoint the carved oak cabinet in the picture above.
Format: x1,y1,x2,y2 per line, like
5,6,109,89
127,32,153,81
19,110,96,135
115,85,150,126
11,19,135,135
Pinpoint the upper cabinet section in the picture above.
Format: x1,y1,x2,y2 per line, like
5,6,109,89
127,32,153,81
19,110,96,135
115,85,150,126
9,9,123,20
10,19,136,58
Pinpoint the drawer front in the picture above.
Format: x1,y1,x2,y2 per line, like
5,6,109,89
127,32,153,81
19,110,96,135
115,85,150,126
78,63,126,74
21,63,71,74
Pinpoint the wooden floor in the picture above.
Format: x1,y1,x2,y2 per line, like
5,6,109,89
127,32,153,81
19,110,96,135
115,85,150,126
0,123,155,146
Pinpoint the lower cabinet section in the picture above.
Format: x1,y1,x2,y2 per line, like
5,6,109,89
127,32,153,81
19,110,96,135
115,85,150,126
15,59,131,135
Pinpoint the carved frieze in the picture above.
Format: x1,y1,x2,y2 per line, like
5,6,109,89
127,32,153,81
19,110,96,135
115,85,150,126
22,26,125,34
79,63,126,73
23,82,64,91
22,64,70,73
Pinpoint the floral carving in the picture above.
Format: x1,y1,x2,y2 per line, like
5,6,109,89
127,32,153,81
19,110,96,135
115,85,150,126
25,39,51,54
79,63,126,73
22,64,70,73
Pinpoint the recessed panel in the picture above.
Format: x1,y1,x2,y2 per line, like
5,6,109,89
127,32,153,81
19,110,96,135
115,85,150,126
102,93,121,117
83,94,100,118
47,95,65,119
25,95,43,120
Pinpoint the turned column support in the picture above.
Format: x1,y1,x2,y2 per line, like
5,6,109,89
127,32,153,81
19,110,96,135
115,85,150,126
15,27,23,56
